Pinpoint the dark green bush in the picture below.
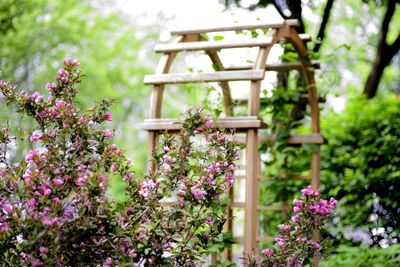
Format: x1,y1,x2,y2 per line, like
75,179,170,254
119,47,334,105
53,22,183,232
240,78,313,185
321,95,400,247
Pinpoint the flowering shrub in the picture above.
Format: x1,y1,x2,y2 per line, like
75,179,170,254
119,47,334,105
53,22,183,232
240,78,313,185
245,186,337,267
0,59,239,266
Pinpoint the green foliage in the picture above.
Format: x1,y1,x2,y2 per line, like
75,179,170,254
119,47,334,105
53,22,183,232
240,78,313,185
321,244,400,267
321,95,400,246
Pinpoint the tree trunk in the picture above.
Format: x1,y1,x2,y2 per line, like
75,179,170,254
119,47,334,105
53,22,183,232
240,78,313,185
363,0,399,99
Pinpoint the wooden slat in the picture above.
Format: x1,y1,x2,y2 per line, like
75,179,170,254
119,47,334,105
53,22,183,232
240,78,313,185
154,38,273,53
138,116,268,131
225,60,321,71
154,34,310,53
170,19,300,35
144,70,265,85
233,93,326,106
234,134,324,144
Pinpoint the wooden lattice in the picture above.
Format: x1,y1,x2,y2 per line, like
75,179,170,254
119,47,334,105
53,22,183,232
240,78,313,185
140,19,323,265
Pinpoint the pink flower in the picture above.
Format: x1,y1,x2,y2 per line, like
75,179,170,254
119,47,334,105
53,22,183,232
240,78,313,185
293,199,302,206
123,172,133,180
53,178,64,186
301,186,314,196
32,259,43,267
262,248,274,258
20,252,33,263
329,197,337,208
57,69,69,77
105,111,112,121
278,224,291,232
39,247,49,254
226,173,234,186
55,100,67,109
275,236,285,248
103,257,112,267
26,198,37,207
205,119,214,128
63,57,72,66
76,177,86,187
0,222,9,233
291,214,300,223
25,149,40,164
29,92,44,102
111,164,119,172
205,216,212,226
46,82,57,92
43,188,52,195
42,217,57,226
293,206,301,213
163,146,170,152
127,249,137,258
1,200,13,214
191,188,207,200
309,240,321,250
103,130,113,138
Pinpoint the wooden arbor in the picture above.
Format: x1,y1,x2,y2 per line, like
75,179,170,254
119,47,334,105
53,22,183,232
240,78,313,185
140,20,323,261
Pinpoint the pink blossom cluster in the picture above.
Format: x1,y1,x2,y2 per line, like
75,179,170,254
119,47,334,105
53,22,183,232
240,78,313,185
246,186,337,267
0,59,240,266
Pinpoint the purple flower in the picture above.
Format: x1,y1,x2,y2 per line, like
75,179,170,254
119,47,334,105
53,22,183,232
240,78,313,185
127,249,137,258
191,188,207,200
25,149,40,164
53,178,64,186
275,236,285,248
102,257,112,267
205,216,213,226
301,186,314,196
39,247,49,254
262,248,274,258
0,222,9,233
26,198,37,207
278,224,291,232
309,240,321,250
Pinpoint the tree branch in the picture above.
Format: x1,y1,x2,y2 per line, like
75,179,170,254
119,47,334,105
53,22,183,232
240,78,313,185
363,0,398,99
313,0,335,53
388,33,400,58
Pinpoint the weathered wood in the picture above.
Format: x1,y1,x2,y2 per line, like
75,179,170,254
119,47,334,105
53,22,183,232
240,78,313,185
138,116,268,131
233,93,325,106
225,60,320,71
234,134,324,144
144,70,265,85
154,38,273,53
201,34,234,116
170,19,300,35
155,34,310,53
244,129,259,253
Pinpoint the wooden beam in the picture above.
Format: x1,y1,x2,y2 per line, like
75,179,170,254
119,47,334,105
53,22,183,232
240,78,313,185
225,60,321,71
154,34,310,53
138,116,267,131
234,134,325,144
144,70,265,85
170,19,300,35
154,38,273,53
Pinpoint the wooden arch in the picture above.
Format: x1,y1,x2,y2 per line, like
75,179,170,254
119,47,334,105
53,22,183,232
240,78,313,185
140,20,323,265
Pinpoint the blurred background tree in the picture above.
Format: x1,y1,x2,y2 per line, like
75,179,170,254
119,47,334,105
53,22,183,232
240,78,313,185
0,0,155,171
